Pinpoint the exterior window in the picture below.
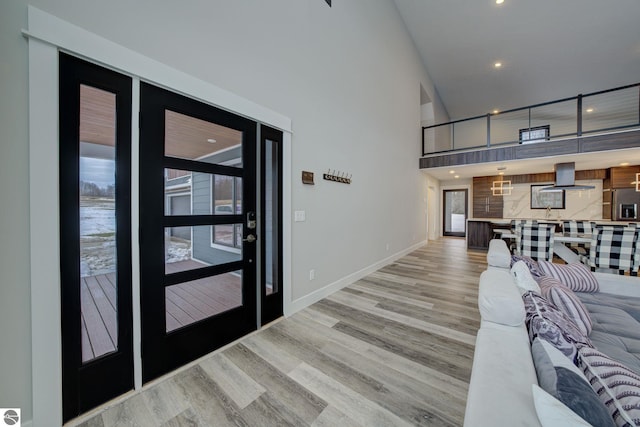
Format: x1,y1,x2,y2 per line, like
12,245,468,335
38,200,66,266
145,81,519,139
212,175,242,249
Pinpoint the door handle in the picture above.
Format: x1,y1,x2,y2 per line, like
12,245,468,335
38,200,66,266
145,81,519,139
243,234,257,243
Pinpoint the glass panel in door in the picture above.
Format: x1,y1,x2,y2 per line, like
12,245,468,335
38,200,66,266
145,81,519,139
78,85,119,362
162,111,245,324
260,125,283,325
443,189,468,237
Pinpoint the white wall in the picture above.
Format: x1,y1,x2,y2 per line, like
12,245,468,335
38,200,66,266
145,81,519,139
0,1,31,423
1,1,446,423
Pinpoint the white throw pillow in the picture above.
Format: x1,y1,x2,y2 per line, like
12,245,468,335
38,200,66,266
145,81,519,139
478,269,525,326
487,238,511,268
511,260,541,295
532,385,593,427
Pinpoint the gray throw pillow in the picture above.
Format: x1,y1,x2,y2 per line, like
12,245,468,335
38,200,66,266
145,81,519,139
532,338,615,427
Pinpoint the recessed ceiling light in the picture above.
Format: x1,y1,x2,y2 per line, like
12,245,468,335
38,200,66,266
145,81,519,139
496,0,504,4
620,162,630,166
449,170,455,174
492,109,500,114
207,138,217,143
498,171,505,175
454,175,460,178
586,108,594,113
494,62,503,68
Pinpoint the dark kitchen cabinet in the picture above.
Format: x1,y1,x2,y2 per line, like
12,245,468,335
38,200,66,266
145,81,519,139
609,166,640,189
473,176,503,218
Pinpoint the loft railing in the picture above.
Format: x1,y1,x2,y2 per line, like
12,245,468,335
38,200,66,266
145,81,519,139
422,83,640,156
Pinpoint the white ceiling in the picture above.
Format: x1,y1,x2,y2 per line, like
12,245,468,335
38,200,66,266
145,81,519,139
393,0,640,120
393,0,640,181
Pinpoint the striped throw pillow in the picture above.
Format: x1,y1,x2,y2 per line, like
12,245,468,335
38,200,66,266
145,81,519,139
523,291,592,362
540,277,593,336
538,261,600,293
578,347,640,427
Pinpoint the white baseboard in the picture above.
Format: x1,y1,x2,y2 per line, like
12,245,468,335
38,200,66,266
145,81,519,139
284,240,427,316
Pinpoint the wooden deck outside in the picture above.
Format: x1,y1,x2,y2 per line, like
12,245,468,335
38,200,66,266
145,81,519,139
81,260,241,362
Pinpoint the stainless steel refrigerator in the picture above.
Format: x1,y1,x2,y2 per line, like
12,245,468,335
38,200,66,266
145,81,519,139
612,188,640,221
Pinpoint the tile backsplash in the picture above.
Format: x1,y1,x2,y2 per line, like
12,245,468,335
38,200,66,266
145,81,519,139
503,180,603,220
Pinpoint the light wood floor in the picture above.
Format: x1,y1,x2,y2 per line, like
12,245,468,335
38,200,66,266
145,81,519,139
72,238,486,427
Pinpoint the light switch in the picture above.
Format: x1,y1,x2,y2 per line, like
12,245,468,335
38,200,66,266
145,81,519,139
294,210,306,222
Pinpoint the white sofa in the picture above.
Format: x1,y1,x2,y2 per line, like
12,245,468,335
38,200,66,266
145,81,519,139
464,239,640,427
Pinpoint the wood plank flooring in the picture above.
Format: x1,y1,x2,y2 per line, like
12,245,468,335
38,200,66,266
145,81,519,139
71,238,486,427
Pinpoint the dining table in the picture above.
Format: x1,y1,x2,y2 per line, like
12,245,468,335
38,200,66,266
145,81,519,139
494,230,590,264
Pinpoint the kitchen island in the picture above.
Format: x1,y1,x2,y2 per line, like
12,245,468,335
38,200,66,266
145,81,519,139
467,218,510,250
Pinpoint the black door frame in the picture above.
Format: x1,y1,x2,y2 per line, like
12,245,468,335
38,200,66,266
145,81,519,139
442,189,468,237
260,125,284,325
139,82,258,383
59,53,133,422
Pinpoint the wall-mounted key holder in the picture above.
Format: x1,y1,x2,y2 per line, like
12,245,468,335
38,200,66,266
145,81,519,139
323,169,352,184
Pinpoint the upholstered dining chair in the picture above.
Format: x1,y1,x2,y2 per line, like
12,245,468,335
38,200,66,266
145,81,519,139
509,219,537,254
588,225,639,275
510,219,537,233
562,220,596,261
514,223,555,261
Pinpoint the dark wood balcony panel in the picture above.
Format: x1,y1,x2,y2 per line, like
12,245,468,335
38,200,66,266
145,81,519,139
420,146,516,168
580,130,640,153
420,129,640,170
514,139,579,159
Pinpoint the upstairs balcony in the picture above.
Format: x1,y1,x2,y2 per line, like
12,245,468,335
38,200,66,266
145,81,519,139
420,83,640,169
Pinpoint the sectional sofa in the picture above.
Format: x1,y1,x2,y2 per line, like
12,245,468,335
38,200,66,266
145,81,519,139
464,239,640,426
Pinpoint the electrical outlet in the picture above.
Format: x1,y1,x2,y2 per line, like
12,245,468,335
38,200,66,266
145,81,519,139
309,269,315,280
294,210,306,222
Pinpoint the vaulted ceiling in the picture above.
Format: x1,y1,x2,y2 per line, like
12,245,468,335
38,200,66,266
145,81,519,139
393,0,640,121
393,0,640,180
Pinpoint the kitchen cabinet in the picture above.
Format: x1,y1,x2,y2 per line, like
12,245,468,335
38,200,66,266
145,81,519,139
609,166,640,189
472,176,504,218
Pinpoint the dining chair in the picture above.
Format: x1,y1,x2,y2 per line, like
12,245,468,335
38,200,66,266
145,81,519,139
562,220,596,261
509,220,537,254
515,223,555,261
588,225,639,275
510,219,537,233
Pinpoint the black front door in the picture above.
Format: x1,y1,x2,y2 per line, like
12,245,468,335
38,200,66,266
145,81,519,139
59,53,133,421
139,83,258,382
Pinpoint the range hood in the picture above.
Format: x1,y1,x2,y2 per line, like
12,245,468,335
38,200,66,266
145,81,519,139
539,162,595,192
